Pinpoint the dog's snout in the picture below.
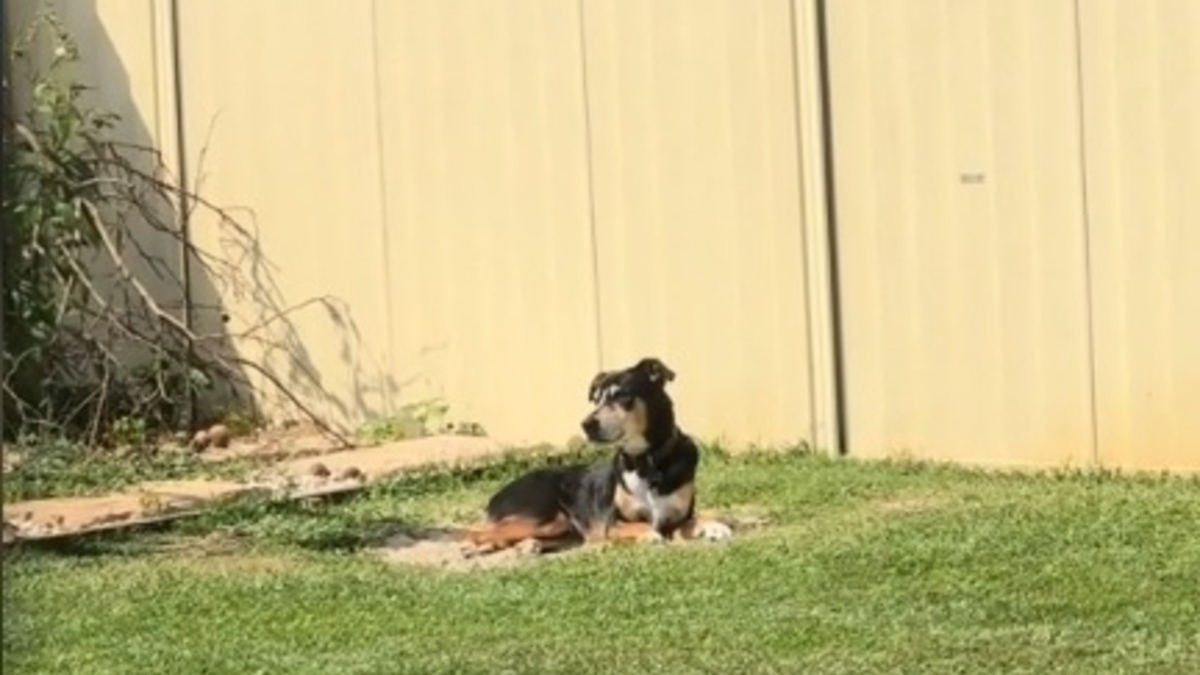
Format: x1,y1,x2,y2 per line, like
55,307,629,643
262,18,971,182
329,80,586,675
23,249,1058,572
581,415,600,438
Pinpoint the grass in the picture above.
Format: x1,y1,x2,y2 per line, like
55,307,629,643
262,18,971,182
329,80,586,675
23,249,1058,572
4,447,1200,675
2,437,265,503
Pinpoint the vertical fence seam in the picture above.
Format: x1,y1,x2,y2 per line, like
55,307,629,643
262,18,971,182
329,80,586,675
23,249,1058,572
576,0,605,371
1070,0,1102,468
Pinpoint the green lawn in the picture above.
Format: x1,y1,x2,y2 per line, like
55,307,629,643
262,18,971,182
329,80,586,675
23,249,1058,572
5,448,1199,675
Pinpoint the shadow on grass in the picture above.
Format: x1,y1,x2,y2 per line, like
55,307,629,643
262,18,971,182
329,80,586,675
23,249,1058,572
16,441,1196,566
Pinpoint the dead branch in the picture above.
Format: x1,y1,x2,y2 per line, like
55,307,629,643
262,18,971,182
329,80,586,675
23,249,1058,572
5,105,358,448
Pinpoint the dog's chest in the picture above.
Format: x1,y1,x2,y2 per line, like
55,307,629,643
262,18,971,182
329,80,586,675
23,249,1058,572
619,470,675,525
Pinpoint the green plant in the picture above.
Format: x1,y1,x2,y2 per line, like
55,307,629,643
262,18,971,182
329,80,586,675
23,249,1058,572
108,415,149,448
355,399,486,444
355,415,411,445
1,10,348,450
4,16,111,435
211,406,259,438
2,13,205,442
1,433,263,503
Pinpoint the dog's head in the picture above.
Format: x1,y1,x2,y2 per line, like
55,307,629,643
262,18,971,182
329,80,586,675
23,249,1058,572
580,357,676,453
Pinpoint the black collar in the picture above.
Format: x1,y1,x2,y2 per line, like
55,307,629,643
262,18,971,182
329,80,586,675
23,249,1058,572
621,427,680,480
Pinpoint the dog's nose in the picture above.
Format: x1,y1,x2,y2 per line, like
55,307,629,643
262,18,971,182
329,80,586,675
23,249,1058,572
581,416,599,437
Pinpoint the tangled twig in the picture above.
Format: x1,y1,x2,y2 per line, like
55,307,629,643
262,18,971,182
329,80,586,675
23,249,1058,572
3,21,354,448
3,76,350,446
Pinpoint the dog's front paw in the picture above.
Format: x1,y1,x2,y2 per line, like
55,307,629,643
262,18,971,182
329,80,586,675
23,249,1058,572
695,520,734,542
639,529,668,545
515,538,545,556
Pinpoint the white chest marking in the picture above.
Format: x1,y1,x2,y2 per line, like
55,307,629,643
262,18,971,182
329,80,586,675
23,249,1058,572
621,470,674,528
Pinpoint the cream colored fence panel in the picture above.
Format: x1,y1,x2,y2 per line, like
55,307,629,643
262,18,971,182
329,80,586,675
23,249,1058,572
175,0,394,427
581,0,817,448
1079,0,1200,471
374,1,598,445
825,0,1096,467
19,0,1195,468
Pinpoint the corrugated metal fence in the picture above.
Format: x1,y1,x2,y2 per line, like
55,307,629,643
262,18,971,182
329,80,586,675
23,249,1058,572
5,0,1198,471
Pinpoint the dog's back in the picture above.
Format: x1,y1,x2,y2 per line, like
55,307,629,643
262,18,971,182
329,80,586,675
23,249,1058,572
484,465,585,524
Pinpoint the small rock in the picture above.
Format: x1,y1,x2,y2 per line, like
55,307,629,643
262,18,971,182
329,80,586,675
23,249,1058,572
309,462,331,478
207,424,232,449
191,429,211,451
337,466,364,482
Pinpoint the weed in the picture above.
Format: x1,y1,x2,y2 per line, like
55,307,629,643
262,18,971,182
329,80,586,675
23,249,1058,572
2,436,260,503
355,399,486,444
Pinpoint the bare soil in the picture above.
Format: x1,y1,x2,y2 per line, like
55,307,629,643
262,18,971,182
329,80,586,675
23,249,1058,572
372,527,560,572
372,510,772,573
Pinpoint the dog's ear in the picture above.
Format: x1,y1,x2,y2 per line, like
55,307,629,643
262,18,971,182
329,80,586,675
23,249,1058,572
634,357,676,386
588,370,613,402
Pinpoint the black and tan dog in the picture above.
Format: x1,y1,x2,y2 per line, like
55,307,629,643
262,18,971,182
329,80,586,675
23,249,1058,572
462,357,733,555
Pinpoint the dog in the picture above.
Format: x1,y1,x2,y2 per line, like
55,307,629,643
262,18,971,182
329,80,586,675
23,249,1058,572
462,357,733,555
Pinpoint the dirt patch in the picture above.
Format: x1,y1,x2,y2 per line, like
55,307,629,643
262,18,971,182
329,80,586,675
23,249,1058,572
373,511,771,573
371,527,564,572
